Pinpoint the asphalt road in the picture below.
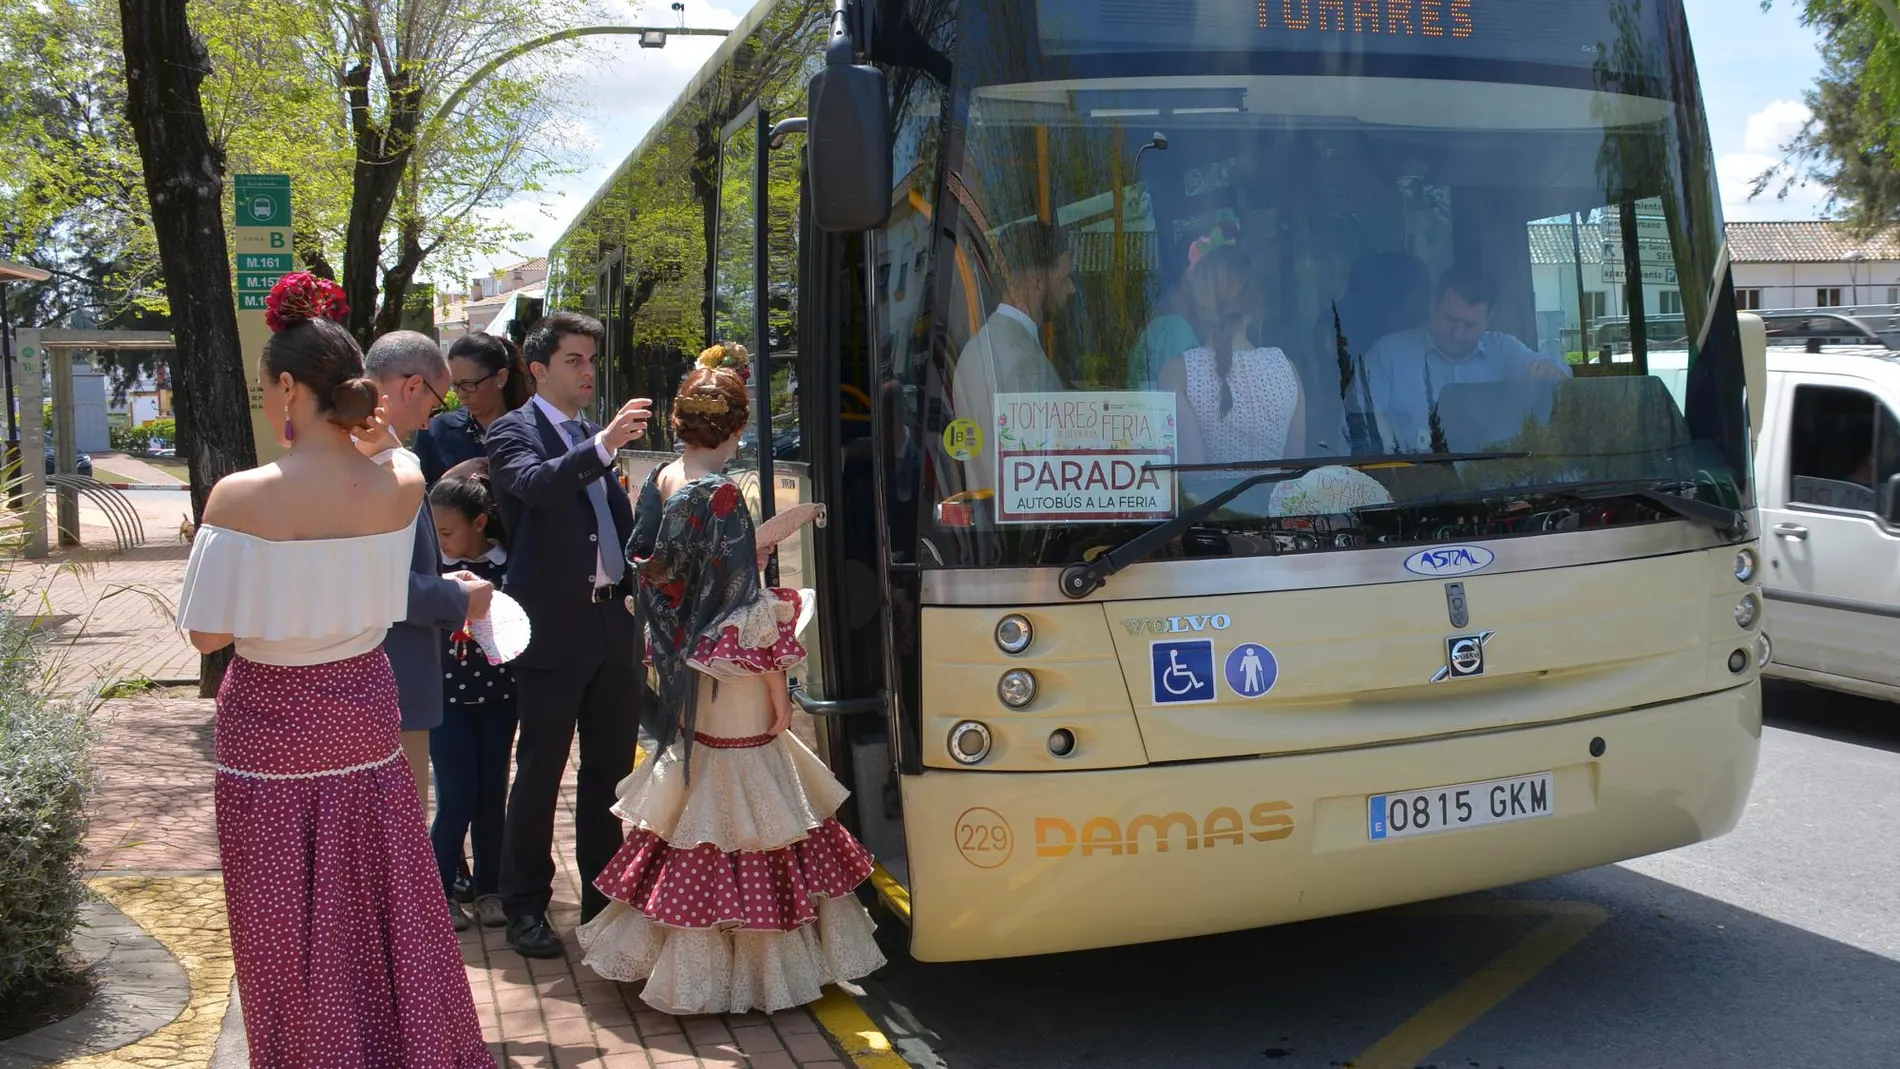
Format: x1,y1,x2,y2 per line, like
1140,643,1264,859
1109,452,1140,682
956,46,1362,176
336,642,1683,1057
854,680,1900,1069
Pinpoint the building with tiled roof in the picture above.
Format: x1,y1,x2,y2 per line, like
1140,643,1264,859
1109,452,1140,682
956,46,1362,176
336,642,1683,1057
1529,219,1900,312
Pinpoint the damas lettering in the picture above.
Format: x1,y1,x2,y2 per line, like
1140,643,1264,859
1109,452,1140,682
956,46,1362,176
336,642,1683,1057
1264,0,1471,37
1035,801,1295,858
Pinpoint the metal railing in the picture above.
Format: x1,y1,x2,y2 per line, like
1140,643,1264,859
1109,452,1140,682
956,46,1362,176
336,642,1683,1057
46,474,146,553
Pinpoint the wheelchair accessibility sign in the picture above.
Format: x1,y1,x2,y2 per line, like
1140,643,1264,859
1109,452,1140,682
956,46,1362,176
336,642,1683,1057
1150,640,1216,704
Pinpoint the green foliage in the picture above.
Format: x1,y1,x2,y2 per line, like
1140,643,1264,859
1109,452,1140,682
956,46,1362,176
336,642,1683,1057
0,587,99,1000
0,0,597,335
1757,2,1900,231
106,417,174,455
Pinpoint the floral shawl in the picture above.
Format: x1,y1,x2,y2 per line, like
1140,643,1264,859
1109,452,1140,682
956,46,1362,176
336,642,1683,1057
625,468,761,777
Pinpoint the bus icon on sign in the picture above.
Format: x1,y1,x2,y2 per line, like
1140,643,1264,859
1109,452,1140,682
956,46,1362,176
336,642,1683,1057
1151,640,1215,705
249,195,276,221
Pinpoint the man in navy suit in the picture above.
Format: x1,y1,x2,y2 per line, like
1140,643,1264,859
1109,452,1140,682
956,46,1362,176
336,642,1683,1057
486,310,652,958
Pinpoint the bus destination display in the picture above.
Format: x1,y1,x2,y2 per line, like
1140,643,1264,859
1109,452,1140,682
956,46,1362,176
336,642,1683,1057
1035,0,1651,75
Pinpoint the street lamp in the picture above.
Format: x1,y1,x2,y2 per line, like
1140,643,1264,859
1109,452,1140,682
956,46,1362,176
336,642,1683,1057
1845,249,1866,307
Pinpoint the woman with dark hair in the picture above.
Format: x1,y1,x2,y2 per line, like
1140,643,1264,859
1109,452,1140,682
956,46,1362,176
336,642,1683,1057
175,273,495,1068
427,457,518,932
576,344,885,1016
416,331,532,484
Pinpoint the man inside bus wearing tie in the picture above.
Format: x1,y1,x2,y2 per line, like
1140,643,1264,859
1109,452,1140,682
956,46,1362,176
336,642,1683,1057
951,219,1078,494
485,310,652,958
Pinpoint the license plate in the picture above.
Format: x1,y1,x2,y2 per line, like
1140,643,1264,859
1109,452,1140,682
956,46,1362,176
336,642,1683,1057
1369,772,1553,841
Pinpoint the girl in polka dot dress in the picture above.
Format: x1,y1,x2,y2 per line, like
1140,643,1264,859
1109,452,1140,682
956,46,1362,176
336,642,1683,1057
428,459,518,932
577,347,885,1016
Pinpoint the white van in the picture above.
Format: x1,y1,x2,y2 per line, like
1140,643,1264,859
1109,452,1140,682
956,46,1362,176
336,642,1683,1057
1651,333,1900,701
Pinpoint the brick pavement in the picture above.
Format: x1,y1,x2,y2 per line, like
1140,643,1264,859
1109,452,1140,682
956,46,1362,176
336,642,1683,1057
75,696,868,1069
2,542,198,695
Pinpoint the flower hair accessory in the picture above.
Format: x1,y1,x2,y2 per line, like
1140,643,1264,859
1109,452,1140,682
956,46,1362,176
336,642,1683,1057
1187,209,1241,269
265,272,349,333
696,342,752,383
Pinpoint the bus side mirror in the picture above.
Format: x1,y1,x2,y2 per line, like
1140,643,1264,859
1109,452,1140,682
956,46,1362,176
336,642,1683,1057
1737,311,1767,454
1884,473,1900,526
807,63,891,233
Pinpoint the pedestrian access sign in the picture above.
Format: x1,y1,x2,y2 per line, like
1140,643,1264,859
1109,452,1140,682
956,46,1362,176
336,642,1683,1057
1224,643,1278,699
1150,639,1215,705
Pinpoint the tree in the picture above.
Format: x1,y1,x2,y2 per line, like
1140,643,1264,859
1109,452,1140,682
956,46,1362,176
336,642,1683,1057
315,0,599,343
118,0,255,695
1756,1,1900,232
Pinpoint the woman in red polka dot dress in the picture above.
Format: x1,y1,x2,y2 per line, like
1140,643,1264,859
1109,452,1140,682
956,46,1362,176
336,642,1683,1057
577,345,885,1015
175,275,496,1069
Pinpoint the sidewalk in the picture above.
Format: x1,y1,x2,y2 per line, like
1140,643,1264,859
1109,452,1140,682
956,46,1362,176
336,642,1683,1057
2,541,198,694
68,696,867,1069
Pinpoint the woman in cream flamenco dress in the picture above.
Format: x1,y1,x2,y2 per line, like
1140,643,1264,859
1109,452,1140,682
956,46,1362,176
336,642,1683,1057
577,349,885,1016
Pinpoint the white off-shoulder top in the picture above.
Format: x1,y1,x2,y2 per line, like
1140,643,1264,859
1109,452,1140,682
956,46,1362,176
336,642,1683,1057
176,520,416,666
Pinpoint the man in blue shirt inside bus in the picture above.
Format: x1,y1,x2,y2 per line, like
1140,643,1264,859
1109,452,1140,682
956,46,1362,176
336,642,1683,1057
1353,263,1570,452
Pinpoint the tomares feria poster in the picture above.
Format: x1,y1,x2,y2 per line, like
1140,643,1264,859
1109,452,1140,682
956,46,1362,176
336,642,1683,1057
992,392,1178,524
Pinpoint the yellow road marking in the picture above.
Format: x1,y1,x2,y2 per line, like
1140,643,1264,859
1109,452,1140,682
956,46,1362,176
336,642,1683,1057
812,986,912,1069
1351,899,1609,1069
869,863,912,922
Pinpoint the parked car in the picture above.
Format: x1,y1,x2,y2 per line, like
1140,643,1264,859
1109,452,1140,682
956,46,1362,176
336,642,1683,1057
43,447,94,478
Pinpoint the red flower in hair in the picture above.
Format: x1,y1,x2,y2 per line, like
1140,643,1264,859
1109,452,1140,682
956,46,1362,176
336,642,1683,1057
710,482,740,518
659,579,685,605
264,272,349,333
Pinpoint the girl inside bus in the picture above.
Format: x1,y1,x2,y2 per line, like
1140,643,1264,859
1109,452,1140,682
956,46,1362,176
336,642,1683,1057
577,344,885,1016
1157,244,1306,465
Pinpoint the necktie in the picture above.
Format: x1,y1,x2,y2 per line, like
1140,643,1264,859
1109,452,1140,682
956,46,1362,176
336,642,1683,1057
564,419,626,586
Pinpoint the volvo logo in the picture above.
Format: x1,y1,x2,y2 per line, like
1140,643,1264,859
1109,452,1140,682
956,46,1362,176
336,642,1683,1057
1403,545,1496,578
1121,614,1233,636
1431,631,1495,683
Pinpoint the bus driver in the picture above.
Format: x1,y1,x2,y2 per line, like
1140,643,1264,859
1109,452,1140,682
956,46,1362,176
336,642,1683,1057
1351,264,1570,452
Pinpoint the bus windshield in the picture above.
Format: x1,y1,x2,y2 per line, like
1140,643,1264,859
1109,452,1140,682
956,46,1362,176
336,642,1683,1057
909,0,1748,571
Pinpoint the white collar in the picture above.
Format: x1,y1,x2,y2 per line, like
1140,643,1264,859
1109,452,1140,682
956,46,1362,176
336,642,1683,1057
442,543,508,568
532,392,583,427
994,303,1040,341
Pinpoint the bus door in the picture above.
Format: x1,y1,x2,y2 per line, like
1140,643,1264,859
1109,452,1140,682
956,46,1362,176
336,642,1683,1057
721,102,904,879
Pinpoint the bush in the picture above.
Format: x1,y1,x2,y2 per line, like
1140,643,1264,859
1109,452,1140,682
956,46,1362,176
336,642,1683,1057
0,594,98,1000
106,418,174,455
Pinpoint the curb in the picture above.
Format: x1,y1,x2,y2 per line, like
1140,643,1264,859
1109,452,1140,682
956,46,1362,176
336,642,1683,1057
0,898,191,1068
812,987,914,1069
101,483,187,491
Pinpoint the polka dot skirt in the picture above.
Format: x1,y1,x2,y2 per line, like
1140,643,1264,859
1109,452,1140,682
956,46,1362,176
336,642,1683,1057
215,651,496,1069
593,820,875,932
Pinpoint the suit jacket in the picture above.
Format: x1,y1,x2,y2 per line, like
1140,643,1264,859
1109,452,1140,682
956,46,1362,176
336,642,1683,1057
485,403,636,670
386,448,471,730
950,308,1063,496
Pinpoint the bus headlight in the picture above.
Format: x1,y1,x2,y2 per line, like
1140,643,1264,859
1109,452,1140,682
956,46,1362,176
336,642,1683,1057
998,669,1037,708
1733,548,1757,583
1734,593,1760,629
995,614,1033,654
948,720,991,765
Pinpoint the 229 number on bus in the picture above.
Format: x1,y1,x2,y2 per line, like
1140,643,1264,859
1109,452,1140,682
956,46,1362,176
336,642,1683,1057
1368,772,1553,841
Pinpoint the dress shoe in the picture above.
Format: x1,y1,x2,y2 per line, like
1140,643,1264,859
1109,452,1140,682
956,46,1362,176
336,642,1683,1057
452,867,475,904
507,915,565,959
447,898,472,933
474,894,507,929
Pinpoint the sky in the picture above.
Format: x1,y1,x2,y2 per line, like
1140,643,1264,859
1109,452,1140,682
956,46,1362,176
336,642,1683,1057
455,0,1834,282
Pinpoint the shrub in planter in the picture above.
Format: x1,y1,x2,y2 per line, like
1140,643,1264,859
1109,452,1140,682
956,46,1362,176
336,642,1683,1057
0,597,98,1000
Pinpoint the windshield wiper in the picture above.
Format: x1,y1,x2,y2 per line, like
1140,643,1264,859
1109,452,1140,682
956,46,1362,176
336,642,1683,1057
1566,478,1749,538
1058,451,1526,599
1373,477,1749,539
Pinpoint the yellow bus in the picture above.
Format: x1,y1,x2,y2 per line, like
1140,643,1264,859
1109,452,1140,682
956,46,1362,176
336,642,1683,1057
552,0,1768,962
